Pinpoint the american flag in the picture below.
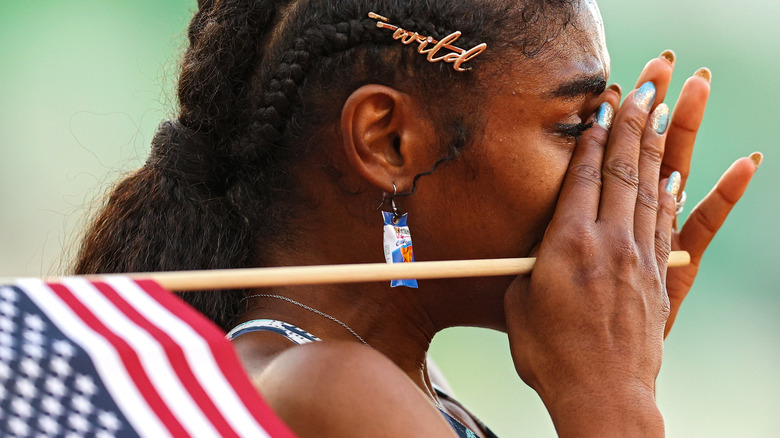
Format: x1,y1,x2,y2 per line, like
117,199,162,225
0,277,296,437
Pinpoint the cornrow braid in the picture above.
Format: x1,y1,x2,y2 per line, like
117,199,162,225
234,18,382,164
224,11,490,220
178,0,295,134
75,0,579,330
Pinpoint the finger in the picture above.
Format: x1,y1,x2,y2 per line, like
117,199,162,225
597,82,656,225
635,103,671,249
607,83,623,101
654,172,680,277
678,154,760,259
551,89,621,226
633,50,676,108
660,69,712,184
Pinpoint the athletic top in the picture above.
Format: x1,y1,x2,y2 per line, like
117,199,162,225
227,319,498,438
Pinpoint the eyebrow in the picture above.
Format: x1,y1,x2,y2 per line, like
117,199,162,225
548,75,607,99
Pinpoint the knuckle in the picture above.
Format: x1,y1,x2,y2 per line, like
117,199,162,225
639,142,664,166
582,131,609,151
566,224,597,257
654,229,672,259
658,288,671,318
611,235,640,265
689,207,719,235
622,114,647,140
715,184,741,205
554,226,605,288
670,118,698,136
568,222,595,241
567,164,602,189
658,191,676,214
636,182,659,212
573,264,607,290
603,158,640,190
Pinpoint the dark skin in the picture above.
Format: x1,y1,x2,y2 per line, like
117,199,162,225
232,1,758,436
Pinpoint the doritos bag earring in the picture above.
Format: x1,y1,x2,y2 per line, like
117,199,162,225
379,183,418,288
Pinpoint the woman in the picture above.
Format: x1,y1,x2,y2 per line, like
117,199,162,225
75,0,759,435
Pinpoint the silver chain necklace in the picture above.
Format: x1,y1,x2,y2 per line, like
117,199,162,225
246,295,458,418
244,294,370,348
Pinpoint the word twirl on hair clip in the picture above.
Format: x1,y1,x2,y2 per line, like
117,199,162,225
368,12,487,72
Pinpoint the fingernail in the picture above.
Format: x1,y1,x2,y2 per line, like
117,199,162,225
595,102,614,129
634,82,656,111
651,103,670,134
607,83,622,95
694,67,712,83
750,151,764,168
665,171,681,196
659,49,676,66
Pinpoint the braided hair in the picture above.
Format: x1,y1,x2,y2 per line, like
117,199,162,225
74,0,578,331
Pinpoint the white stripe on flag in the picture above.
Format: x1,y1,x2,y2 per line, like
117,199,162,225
106,277,273,438
17,279,172,438
63,278,221,438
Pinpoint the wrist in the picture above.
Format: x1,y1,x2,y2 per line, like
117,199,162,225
542,383,664,437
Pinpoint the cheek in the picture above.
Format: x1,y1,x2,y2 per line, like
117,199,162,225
521,145,572,213
410,129,573,260
485,129,571,200
476,132,573,249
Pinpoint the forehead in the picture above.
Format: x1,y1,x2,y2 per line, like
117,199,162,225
494,0,609,97
569,0,608,75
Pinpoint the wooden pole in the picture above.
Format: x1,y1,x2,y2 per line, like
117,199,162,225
69,251,692,292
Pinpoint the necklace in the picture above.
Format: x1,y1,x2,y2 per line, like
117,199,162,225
244,296,471,429
244,294,371,348
244,296,474,431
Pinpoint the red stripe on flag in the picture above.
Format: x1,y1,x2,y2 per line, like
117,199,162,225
47,282,189,437
135,279,297,438
91,281,240,438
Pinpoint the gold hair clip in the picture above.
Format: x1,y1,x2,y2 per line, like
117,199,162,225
368,12,487,72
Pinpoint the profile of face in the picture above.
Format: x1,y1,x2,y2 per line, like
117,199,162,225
74,0,751,343
402,1,609,264
318,1,612,329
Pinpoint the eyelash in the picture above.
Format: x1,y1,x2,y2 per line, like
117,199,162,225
555,121,594,138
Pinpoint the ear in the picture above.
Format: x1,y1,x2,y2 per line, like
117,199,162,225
340,84,438,193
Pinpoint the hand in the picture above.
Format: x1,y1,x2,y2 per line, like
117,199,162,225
504,59,677,436
588,53,759,337
635,64,760,338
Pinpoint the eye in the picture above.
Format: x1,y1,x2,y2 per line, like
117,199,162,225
554,121,594,138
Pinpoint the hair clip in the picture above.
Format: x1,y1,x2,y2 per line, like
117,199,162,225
368,12,487,72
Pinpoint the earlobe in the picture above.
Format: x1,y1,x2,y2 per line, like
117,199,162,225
340,84,436,194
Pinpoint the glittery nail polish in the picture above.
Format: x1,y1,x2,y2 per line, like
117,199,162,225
750,151,764,168
694,67,712,83
634,82,656,112
665,171,681,196
595,102,614,129
651,103,670,135
659,49,676,66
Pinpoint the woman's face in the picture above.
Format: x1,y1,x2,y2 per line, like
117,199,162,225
410,1,609,263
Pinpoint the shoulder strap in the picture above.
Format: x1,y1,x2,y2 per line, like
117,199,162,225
226,319,322,345
434,385,499,438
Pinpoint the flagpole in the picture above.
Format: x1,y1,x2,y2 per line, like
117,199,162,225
57,251,692,292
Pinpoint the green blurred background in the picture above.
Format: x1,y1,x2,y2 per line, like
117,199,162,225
1,1,777,436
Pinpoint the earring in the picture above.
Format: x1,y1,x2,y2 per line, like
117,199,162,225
379,183,418,288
